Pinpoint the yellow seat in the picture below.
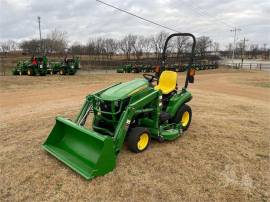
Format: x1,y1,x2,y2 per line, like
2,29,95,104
154,71,177,94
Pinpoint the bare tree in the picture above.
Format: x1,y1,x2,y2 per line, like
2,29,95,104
95,37,106,59
104,38,118,59
46,29,68,53
133,35,145,60
70,42,87,55
151,31,170,60
213,42,220,55
249,44,259,59
0,40,18,53
196,36,212,57
20,39,40,54
133,36,154,59
175,36,189,58
142,36,152,58
86,39,96,56
119,34,136,60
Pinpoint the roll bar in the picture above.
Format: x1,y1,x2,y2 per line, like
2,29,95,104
160,33,196,89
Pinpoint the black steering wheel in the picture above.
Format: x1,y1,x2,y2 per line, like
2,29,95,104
143,74,157,83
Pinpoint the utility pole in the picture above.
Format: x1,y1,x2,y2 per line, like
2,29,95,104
37,16,42,54
241,38,248,67
230,27,241,65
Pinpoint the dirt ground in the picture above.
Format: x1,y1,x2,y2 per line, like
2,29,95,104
0,68,269,201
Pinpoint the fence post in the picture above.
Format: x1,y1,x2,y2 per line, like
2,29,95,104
250,64,251,70
260,64,262,70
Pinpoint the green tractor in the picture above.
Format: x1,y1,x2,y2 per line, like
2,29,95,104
59,57,79,75
43,33,196,180
26,56,48,76
131,64,141,73
48,56,80,75
12,60,30,75
47,62,61,75
125,64,132,73
116,65,125,73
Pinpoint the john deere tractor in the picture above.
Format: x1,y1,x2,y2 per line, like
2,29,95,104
43,33,196,179
27,56,48,76
47,56,80,75
12,60,30,75
47,62,61,75
59,57,80,75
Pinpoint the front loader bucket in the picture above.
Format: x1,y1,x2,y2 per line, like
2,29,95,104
42,116,116,180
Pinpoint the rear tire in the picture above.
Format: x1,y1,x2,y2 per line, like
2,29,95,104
173,104,192,131
127,127,151,153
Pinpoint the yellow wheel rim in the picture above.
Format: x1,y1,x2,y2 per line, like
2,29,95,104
181,111,190,127
137,133,149,151
27,70,31,75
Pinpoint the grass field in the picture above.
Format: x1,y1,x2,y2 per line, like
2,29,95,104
0,68,269,201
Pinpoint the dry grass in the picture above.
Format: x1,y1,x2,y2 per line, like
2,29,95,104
0,68,270,201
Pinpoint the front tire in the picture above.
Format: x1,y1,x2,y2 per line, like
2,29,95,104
173,104,192,131
127,127,151,153
27,69,33,76
59,69,65,75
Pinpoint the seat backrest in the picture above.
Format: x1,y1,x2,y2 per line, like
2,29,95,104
158,70,177,91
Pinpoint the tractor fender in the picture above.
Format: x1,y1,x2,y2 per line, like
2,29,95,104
166,91,192,118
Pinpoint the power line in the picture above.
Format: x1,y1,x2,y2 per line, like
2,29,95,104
96,0,181,33
96,0,236,38
181,1,235,29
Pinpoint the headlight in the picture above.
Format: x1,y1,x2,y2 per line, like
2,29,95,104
40,65,43,68
71,65,74,69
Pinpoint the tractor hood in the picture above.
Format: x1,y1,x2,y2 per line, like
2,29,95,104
100,79,148,101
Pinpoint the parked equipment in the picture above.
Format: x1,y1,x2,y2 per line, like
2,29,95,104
47,62,61,75
12,60,30,75
59,57,80,75
43,33,196,179
48,56,80,75
12,56,47,76
26,56,48,76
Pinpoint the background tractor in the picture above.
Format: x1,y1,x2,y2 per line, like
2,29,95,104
43,33,196,180
59,56,80,75
27,56,48,76
12,60,30,75
47,62,61,75
48,56,80,75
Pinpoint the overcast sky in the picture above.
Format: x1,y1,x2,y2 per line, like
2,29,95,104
0,0,269,49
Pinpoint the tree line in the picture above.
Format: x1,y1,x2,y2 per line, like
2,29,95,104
0,30,268,60
65,31,219,60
